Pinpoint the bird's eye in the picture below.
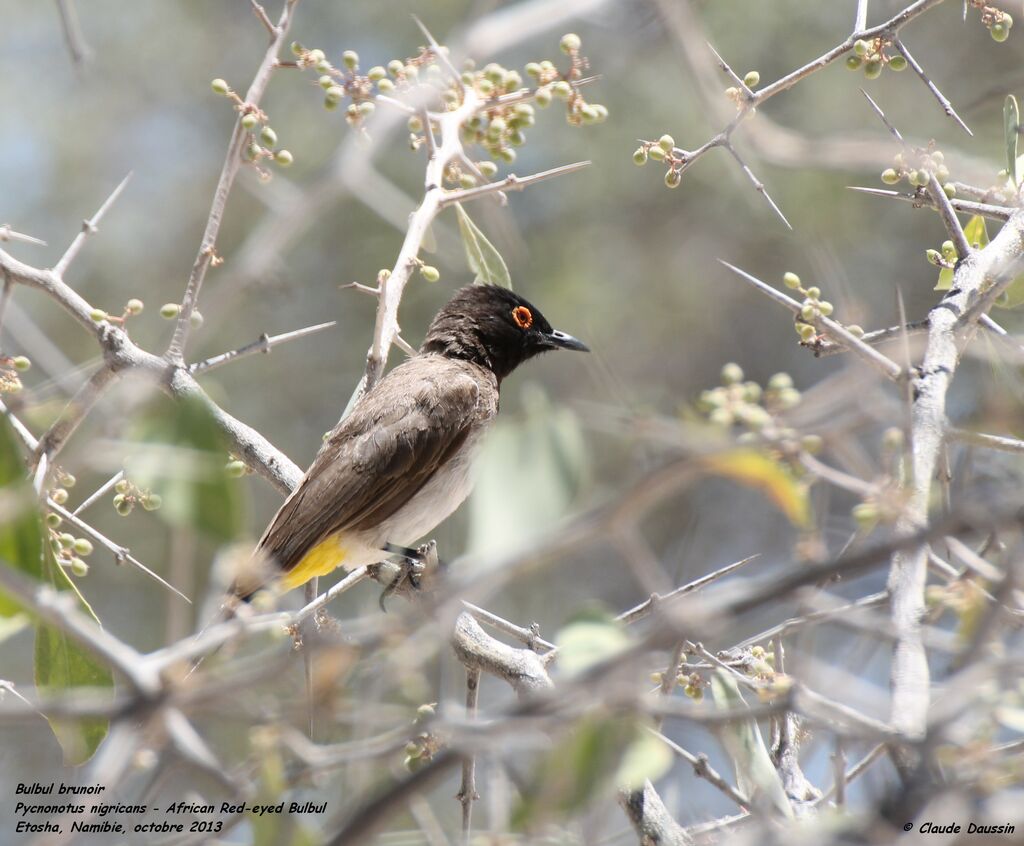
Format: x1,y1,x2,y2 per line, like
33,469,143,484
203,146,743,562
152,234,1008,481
511,306,533,329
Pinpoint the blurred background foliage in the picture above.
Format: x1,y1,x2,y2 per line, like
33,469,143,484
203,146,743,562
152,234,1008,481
3,0,1024,835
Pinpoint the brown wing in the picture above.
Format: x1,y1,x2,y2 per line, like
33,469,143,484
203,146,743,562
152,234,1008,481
257,357,489,574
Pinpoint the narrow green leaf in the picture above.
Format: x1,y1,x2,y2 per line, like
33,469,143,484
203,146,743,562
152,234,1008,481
0,416,43,617
710,671,793,818
454,203,512,289
1005,95,1019,186
0,416,112,764
129,396,246,542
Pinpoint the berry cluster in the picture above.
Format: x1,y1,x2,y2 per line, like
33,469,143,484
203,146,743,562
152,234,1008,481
0,353,30,395
926,239,960,270
724,69,761,106
210,78,294,178
290,34,605,183
970,1,1014,41
632,134,685,189
845,37,908,79
159,302,204,328
880,146,955,198
783,271,864,346
44,472,92,577
402,703,438,772
112,476,162,517
88,297,145,327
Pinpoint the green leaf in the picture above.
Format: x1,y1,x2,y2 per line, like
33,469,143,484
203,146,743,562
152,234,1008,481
710,671,792,818
454,203,512,289
1005,95,1019,187
935,216,987,291
0,415,43,618
964,215,989,251
554,612,631,677
616,728,673,791
35,544,113,765
0,416,112,764
129,396,245,541
513,714,640,828
467,385,587,560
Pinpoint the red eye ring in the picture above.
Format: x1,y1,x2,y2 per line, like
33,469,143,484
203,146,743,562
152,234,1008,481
512,305,533,329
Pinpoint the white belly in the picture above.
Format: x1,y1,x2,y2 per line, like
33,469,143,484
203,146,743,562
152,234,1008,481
343,428,486,566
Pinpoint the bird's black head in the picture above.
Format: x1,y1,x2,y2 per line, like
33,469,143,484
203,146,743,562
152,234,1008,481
421,284,588,381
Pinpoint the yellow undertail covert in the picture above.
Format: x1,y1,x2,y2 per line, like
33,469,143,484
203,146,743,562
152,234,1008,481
280,534,350,591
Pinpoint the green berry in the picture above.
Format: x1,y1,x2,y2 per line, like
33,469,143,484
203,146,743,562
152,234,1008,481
721,362,744,384
888,55,907,71
90,308,107,322
783,272,801,289
819,301,834,316
560,33,582,53
420,265,440,282
943,183,956,199
141,493,162,511
387,59,404,76
801,434,824,454
459,173,476,188
801,304,816,320
160,303,179,319
478,160,498,177
664,170,681,189
648,145,666,162
73,538,93,556
189,310,204,328
342,50,358,70
498,147,516,163
241,113,259,130
846,324,865,337
551,80,572,99
926,249,941,265
852,502,878,529
797,323,816,341
863,60,882,80
290,42,304,57
45,512,62,528
275,150,294,167
534,86,552,107
12,356,30,372
226,460,247,478
58,532,75,549
633,147,648,166
881,168,900,185
211,78,230,95
743,71,760,88
806,286,821,299
590,104,608,122
376,78,395,92
317,75,334,90
991,22,1009,42
70,558,89,577
525,62,541,78
260,126,277,147
658,134,675,152
403,64,419,79
367,65,386,81
325,86,345,105
580,105,600,124
477,78,494,96
125,298,144,315
114,479,130,494
853,39,870,57
846,55,863,70
51,488,68,505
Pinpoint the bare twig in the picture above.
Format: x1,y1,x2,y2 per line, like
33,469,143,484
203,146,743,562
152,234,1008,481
190,320,336,374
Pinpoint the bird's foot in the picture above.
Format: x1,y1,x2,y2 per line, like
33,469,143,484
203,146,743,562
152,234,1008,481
375,541,440,611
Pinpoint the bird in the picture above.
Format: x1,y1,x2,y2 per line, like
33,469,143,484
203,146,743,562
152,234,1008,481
234,283,588,600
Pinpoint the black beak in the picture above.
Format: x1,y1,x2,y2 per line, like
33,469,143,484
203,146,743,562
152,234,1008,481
545,329,590,352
